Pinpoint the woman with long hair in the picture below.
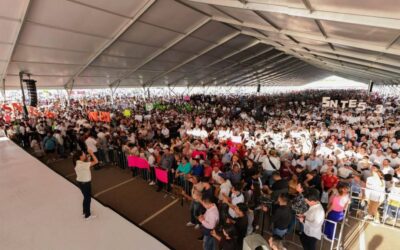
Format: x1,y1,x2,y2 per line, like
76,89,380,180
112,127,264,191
365,166,385,223
73,149,98,220
323,183,350,240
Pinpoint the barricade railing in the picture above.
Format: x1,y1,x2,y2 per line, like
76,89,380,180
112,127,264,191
120,153,192,197
107,148,128,169
348,186,400,227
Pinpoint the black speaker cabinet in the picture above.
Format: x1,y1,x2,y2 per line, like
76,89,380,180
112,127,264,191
24,79,38,107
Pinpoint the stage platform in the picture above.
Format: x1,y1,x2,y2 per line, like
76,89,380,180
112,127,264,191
0,137,168,250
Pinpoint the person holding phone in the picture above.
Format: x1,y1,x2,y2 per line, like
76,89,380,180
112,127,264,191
73,149,98,220
297,188,325,250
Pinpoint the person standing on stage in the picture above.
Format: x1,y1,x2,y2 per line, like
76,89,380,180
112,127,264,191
73,149,98,220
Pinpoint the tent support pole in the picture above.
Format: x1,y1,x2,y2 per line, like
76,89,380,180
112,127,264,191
1,78,5,101
64,79,74,106
110,80,120,106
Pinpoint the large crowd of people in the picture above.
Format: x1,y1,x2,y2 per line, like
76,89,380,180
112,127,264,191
2,89,400,250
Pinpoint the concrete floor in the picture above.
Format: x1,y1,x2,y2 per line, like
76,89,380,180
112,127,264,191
0,139,167,250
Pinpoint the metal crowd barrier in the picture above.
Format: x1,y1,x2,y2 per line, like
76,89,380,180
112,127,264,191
320,219,338,250
106,149,192,195
348,186,400,227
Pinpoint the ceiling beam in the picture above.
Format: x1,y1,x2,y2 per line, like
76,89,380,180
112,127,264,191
145,30,241,87
304,58,390,80
272,43,396,78
312,56,399,79
255,62,310,83
212,16,400,57
192,46,275,85
109,17,212,88
259,39,400,76
242,65,309,86
334,72,369,83
259,41,400,68
1,0,31,85
255,36,400,81
201,51,285,86
64,0,156,90
286,48,400,76
223,56,297,86
231,59,304,85
188,0,400,30
168,39,260,86
229,58,301,85
256,64,311,83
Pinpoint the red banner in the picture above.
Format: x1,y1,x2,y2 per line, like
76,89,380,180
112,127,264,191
11,103,22,112
88,111,110,122
28,106,39,116
1,104,12,112
88,111,98,122
99,111,110,123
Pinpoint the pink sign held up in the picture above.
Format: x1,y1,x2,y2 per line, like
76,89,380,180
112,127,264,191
127,156,150,169
155,167,168,184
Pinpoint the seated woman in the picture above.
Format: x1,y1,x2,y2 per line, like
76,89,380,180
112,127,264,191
323,183,350,240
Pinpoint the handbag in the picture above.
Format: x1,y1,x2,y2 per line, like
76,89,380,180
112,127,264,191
321,191,329,203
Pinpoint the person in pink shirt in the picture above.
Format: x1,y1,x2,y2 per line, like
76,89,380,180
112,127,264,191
323,183,350,240
198,197,219,250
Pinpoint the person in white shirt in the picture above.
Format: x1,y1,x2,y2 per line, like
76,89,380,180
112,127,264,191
222,184,245,218
161,125,170,142
85,135,98,153
73,149,98,220
381,159,394,176
218,174,232,201
370,150,386,167
298,189,325,250
365,167,385,222
85,134,101,169
389,152,400,168
306,154,322,172
262,149,281,184
320,160,338,175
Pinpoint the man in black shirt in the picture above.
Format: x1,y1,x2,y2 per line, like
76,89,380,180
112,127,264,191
271,172,288,191
228,203,248,248
264,171,288,201
271,193,292,238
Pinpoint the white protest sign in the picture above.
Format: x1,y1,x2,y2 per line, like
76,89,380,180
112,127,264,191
231,136,242,144
134,115,143,122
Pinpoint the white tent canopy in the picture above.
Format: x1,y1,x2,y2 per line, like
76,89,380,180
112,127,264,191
1,0,400,91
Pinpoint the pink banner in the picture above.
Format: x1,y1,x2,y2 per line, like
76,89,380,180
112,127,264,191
127,156,150,169
155,167,168,184
229,147,238,154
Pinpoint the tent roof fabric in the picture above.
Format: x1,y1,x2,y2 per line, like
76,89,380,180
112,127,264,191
1,0,400,89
